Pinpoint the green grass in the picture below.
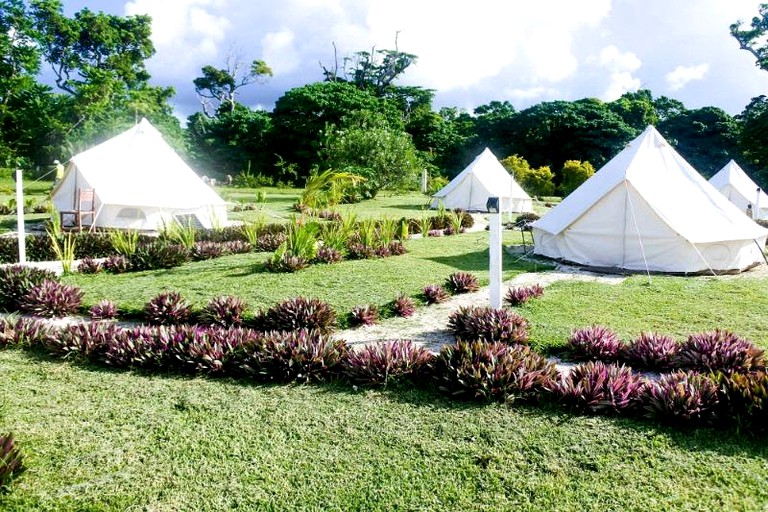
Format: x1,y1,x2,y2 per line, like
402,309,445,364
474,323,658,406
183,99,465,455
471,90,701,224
63,230,547,317
520,275,768,353
1,351,767,511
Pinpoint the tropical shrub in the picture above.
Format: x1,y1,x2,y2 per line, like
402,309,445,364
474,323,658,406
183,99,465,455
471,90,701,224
624,332,679,371
46,321,119,362
714,370,768,434
103,254,131,274
445,271,479,294
255,232,288,252
130,242,190,271
422,284,449,305
200,295,248,327
391,293,416,318
346,242,376,260
567,325,625,362
349,304,379,326
0,265,58,312
167,325,243,375
0,434,25,489
222,240,252,254
432,340,557,402
240,329,347,383
387,241,407,255
89,299,119,320
77,256,101,274
447,306,529,345
676,330,764,373
556,361,644,415
314,246,343,264
19,280,84,318
256,297,336,334
640,371,719,426
190,241,225,261
143,291,192,325
264,251,310,272
104,326,173,369
342,340,434,387
0,316,57,348
503,284,544,306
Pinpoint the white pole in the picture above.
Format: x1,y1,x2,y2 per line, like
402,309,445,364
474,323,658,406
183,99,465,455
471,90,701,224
15,169,26,263
421,169,428,194
755,188,761,220
489,209,502,308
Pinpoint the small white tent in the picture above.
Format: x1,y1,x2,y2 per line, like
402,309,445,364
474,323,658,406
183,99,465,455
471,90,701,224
52,118,228,230
532,126,768,274
709,160,768,220
430,148,533,213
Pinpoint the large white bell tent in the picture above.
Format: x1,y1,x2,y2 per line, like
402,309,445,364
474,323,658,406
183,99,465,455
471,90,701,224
52,118,228,230
430,147,533,213
709,160,768,221
531,126,768,274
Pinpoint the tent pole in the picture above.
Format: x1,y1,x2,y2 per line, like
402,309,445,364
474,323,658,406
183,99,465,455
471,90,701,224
755,239,768,266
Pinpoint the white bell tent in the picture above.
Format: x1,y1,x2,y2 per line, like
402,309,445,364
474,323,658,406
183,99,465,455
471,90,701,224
430,148,533,213
52,118,228,230
709,160,768,220
532,126,768,274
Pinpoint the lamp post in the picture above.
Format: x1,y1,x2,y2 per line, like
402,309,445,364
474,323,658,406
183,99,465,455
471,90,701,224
486,196,502,308
15,169,26,263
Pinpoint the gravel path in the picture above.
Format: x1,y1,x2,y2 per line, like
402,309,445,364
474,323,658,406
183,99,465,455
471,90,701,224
336,263,627,352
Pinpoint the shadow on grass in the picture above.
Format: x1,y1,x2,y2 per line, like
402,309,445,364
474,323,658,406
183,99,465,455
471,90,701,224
381,203,429,212
426,249,552,273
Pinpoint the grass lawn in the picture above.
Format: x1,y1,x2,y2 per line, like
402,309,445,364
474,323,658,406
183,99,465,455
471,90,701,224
4,190,768,510
1,351,767,511
63,230,548,318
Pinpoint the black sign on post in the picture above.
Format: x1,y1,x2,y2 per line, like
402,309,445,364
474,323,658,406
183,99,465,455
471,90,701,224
486,196,500,213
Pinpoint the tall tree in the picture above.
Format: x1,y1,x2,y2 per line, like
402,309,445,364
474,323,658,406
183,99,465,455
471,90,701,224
193,54,272,117
270,81,402,180
322,43,417,96
29,0,176,144
730,4,768,71
658,106,740,177
736,95,768,186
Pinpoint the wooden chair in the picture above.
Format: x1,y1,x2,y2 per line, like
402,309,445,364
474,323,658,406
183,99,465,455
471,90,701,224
60,188,96,232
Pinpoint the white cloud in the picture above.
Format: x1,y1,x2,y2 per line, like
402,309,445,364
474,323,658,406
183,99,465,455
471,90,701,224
124,0,230,66
504,86,561,102
595,45,642,101
665,63,710,91
262,29,301,74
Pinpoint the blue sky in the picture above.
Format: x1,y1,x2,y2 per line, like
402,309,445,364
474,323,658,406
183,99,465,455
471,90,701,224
60,0,768,120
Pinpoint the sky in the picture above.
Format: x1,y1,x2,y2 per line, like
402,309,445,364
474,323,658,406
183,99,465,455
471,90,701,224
59,0,768,121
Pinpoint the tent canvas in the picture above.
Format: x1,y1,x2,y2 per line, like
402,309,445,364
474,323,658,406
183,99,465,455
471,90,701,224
531,126,768,274
52,118,227,230
709,160,768,220
430,148,533,213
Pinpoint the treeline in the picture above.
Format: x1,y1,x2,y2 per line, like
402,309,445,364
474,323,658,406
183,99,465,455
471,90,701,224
3,1,768,195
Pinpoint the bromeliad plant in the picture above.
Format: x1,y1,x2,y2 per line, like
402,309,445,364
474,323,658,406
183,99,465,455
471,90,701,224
342,340,434,387
556,361,645,415
447,306,530,345
0,265,58,312
143,291,192,325
445,271,479,294
391,293,416,318
349,304,379,327
675,329,764,373
640,370,719,427
503,284,544,306
624,332,679,371
200,295,248,327
567,325,625,362
432,340,557,403
19,280,84,318
423,284,449,305
0,433,25,489
255,296,336,334
90,299,119,320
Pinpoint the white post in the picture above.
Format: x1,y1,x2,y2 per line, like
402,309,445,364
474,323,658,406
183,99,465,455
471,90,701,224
421,169,428,194
755,188,761,220
489,208,502,308
15,169,26,263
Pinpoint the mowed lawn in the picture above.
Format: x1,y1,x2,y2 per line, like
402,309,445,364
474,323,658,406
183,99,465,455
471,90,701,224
2,191,768,510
